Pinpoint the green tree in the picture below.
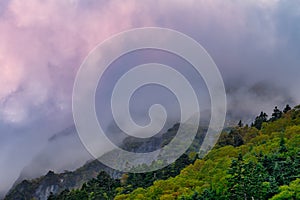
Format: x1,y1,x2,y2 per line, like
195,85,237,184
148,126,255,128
227,154,270,199
283,104,292,114
270,179,300,200
270,106,283,121
238,120,243,127
253,111,268,129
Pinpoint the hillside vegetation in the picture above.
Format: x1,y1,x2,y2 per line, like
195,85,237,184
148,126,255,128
8,105,300,200
113,105,300,200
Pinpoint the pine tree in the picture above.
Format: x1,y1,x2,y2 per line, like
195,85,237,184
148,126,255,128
252,111,268,129
238,120,243,127
270,106,282,121
283,104,292,113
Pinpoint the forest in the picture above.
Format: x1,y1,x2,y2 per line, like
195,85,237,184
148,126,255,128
48,105,300,200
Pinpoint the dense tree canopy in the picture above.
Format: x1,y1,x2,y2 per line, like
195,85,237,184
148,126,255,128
49,105,300,200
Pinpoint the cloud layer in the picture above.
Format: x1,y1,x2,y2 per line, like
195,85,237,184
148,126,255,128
1,0,300,197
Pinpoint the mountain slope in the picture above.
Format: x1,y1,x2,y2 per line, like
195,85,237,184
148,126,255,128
44,105,300,200
4,159,118,200
4,124,206,200
6,105,300,200
115,106,300,199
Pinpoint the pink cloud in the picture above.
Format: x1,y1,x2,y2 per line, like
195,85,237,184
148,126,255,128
0,0,151,124
0,0,281,124
2,0,299,197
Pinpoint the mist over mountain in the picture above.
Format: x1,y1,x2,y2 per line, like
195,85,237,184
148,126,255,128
5,123,207,200
1,0,300,198
14,126,92,185
5,105,300,200
226,80,296,124
0,81,296,198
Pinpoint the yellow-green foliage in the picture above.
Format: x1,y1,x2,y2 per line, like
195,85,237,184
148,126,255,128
270,179,300,200
115,108,300,200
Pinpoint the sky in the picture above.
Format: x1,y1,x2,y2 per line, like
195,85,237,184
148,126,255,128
1,0,300,196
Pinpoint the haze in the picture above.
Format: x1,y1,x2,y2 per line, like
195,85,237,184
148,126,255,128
1,0,300,197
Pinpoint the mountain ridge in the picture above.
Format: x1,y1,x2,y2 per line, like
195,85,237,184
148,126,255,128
4,123,207,200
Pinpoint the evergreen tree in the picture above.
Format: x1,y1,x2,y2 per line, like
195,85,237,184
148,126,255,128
279,137,287,153
238,120,243,127
47,192,55,200
252,111,268,129
227,153,271,199
270,106,282,121
283,104,292,113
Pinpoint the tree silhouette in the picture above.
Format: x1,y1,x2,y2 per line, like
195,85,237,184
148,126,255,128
270,106,282,121
238,120,243,127
283,104,292,114
252,111,268,129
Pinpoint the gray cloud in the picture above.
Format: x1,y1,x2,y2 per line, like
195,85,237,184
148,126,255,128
1,0,300,197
